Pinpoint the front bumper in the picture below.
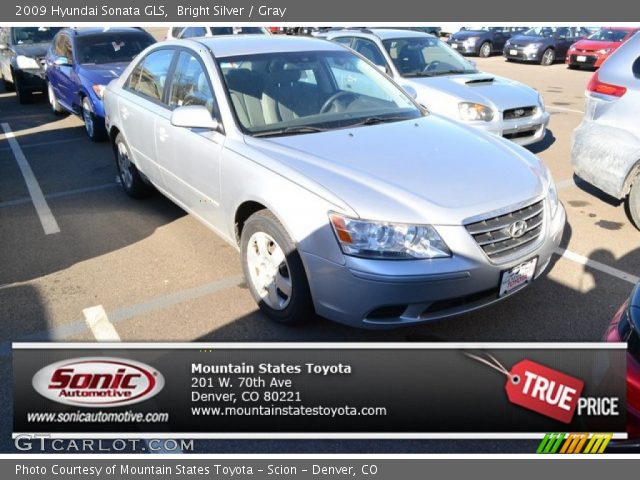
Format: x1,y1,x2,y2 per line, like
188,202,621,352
566,52,604,68
302,201,566,329
472,109,550,147
503,47,543,62
448,41,479,55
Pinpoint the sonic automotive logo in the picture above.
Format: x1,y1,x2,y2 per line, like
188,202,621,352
32,357,164,407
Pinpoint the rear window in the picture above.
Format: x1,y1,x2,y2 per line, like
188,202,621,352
75,33,155,65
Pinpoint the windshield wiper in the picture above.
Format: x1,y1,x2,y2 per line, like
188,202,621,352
352,116,412,126
252,125,328,138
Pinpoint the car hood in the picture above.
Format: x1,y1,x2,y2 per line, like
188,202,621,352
450,30,487,41
12,43,49,58
403,73,540,112
509,35,549,45
243,116,546,225
78,62,129,85
571,39,620,51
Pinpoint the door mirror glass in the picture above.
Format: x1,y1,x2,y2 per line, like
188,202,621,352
170,105,220,131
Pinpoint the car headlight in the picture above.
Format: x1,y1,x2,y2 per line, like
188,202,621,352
505,40,512,47
15,55,40,70
458,102,494,122
597,48,613,55
524,42,543,53
92,84,106,99
329,213,451,260
463,37,480,46
546,172,559,218
538,93,545,112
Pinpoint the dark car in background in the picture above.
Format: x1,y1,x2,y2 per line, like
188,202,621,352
0,27,62,103
448,27,527,57
45,27,155,141
503,27,590,65
566,27,639,69
605,282,640,440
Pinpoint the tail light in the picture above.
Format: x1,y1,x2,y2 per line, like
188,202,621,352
587,72,627,97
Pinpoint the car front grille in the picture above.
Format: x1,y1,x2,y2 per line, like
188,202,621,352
465,200,545,262
504,106,537,120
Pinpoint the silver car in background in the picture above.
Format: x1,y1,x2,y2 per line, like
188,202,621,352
571,32,640,229
326,29,550,146
104,36,565,329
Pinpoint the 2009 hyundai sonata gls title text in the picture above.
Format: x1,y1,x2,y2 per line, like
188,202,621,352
104,36,566,329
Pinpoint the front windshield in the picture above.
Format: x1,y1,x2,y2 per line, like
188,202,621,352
75,33,155,65
12,27,62,45
587,29,631,42
382,37,477,77
523,27,560,37
217,50,421,136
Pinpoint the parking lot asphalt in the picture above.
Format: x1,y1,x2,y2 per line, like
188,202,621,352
1,36,638,452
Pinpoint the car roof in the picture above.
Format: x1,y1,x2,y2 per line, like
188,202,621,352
61,27,148,37
193,35,344,57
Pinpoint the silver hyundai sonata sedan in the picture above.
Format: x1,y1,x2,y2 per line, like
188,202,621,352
103,35,566,329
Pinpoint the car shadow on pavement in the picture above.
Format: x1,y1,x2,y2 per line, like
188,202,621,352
526,128,556,154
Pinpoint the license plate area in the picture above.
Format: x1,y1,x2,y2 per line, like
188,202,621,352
499,257,538,297
510,49,518,55
577,55,587,62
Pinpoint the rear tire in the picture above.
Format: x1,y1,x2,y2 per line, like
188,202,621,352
479,41,492,58
241,209,314,325
113,133,153,198
627,180,640,231
540,48,555,66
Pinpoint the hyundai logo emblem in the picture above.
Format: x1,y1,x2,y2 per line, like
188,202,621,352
513,108,526,117
508,220,528,238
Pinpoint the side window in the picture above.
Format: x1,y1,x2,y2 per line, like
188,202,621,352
632,57,640,79
352,39,387,68
168,51,215,113
179,27,207,39
171,27,183,38
333,36,354,47
127,49,175,103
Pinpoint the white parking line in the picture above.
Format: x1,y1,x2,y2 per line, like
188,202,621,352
554,247,640,285
1,123,60,235
547,105,585,114
82,305,121,341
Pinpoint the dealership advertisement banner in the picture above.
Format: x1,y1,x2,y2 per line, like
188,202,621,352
12,343,627,438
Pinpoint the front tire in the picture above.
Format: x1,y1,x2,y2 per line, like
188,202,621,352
47,81,65,114
627,180,640,230
14,74,30,104
82,96,106,141
113,133,153,198
540,48,555,66
479,41,492,58
241,210,314,324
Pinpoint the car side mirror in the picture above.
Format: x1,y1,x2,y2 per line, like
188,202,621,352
375,64,388,74
402,85,418,99
171,105,221,131
54,56,70,66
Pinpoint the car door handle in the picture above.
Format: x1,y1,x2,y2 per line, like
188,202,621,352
120,106,129,119
157,127,168,142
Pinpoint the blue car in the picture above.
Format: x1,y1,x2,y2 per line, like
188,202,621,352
45,27,155,140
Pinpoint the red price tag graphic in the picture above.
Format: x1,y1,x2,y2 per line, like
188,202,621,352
466,353,584,424
507,359,584,424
